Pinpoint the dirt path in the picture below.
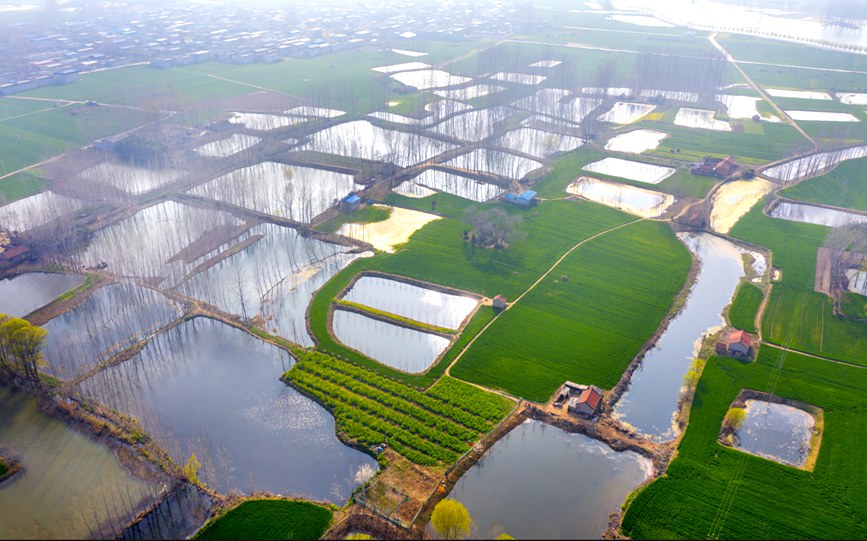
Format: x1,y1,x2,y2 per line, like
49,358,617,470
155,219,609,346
708,32,817,151
444,217,643,379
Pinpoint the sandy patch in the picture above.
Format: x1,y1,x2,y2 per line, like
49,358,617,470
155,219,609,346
337,204,440,253
710,178,773,234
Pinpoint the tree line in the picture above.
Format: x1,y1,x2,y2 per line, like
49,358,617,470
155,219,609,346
0,314,47,385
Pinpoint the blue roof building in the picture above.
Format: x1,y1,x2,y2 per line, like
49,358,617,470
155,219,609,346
503,190,537,207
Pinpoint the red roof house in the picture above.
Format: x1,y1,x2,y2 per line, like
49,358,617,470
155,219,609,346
568,385,603,417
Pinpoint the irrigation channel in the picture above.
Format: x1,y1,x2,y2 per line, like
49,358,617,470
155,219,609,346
613,232,762,441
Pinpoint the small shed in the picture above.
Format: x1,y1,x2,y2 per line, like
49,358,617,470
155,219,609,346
715,329,753,358
340,193,362,212
502,190,538,208
568,385,603,417
492,294,507,310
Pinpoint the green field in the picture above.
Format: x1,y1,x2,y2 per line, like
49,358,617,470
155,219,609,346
779,155,867,212
731,202,867,365
743,63,867,95
727,282,764,333
194,500,333,540
452,219,690,400
284,351,513,465
719,33,867,72
841,292,867,319
622,346,867,539
0,172,50,203
307,199,632,385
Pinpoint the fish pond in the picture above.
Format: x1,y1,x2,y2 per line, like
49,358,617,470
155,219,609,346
79,317,377,502
566,177,674,218
597,102,655,124
0,386,157,539
342,275,477,329
0,272,84,318
405,169,504,202
582,157,675,184
734,399,816,468
448,420,651,539
604,129,667,154
331,309,451,373
768,201,867,227
0,191,85,232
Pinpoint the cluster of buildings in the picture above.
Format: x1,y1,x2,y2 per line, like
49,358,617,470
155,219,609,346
1,0,541,95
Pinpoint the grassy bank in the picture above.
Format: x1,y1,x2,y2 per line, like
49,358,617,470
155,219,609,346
727,282,763,333
622,346,867,539
779,155,867,212
194,499,333,540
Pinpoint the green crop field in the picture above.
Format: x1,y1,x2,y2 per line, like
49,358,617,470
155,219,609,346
731,202,867,365
284,350,512,466
743,63,867,95
727,282,763,333
0,172,50,204
841,292,867,319
452,219,690,400
622,346,867,539
307,199,632,386
719,33,867,72
780,155,867,212
194,500,333,540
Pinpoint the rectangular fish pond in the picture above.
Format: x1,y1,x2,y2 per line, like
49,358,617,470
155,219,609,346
331,309,452,373
341,275,478,329
0,272,84,318
582,157,675,184
768,201,867,227
725,398,818,468
79,317,378,503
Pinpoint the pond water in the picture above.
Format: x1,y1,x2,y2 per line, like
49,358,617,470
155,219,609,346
489,72,547,85
445,149,543,179
79,162,183,195
74,200,248,285
610,14,675,27
716,95,762,119
284,106,346,118
496,127,584,159
179,223,362,346
597,102,656,124
604,129,667,154
785,111,859,122
448,420,651,539
79,317,377,502
337,204,440,253
371,61,431,73
735,400,815,468
614,233,747,441
393,181,437,198
639,89,698,102
408,169,505,202
193,133,260,158
580,87,633,98
303,120,456,167
228,112,302,131
615,0,867,48
368,111,429,126
763,145,867,182
430,106,513,142
0,191,85,232
332,309,451,373
190,161,360,222
765,89,831,100
433,84,505,101
769,201,867,227
0,386,157,539
710,178,774,234
837,93,867,105
674,108,731,131
42,282,181,380
529,60,562,68
119,484,212,541
0,272,84,317
845,268,867,295
582,157,675,184
515,89,599,124
390,69,471,90
567,177,675,218
389,49,428,57
343,276,477,329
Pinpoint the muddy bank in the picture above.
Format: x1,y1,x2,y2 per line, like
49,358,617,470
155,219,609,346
0,447,23,485
326,509,422,540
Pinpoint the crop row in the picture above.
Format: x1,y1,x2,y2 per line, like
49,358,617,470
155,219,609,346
299,361,479,442
303,351,508,426
288,368,464,464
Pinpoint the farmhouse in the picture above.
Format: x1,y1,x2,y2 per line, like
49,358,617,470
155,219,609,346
715,329,754,358
567,385,603,417
502,190,537,207
691,156,736,178
492,294,507,310
339,193,363,212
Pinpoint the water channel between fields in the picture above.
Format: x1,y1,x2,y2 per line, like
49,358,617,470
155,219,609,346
613,232,751,441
